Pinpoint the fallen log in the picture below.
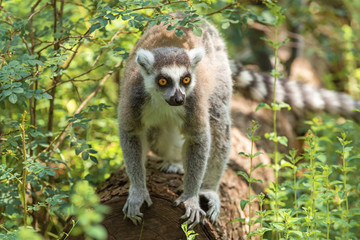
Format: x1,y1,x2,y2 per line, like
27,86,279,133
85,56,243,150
92,95,300,239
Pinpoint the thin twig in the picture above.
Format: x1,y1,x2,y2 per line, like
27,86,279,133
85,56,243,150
28,2,51,21
71,81,83,102
63,42,82,70
130,0,190,11
205,3,237,16
45,64,104,92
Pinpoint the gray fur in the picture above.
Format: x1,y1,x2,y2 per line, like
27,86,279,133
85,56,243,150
232,63,360,122
118,14,232,228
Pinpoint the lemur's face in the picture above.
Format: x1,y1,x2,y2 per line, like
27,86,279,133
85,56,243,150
135,47,204,106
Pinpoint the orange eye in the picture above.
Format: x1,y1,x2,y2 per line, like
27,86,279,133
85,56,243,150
183,77,191,84
158,78,167,86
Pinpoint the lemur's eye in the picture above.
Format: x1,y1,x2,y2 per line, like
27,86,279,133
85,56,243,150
183,77,191,84
158,78,167,86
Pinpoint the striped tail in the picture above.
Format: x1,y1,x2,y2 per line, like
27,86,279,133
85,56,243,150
231,63,360,122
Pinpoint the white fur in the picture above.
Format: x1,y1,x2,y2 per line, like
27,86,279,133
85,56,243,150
251,73,267,102
303,84,325,110
285,81,304,111
237,70,253,87
142,74,157,93
274,78,285,103
141,91,185,130
160,65,187,87
155,122,184,173
341,95,356,113
136,48,155,75
319,89,339,114
187,47,205,68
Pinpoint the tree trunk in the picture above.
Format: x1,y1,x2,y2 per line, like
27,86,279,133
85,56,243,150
93,95,300,240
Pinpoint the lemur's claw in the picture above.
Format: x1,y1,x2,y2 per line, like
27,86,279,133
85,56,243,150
174,194,205,229
123,188,152,225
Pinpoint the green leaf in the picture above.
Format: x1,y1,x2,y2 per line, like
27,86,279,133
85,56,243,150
85,225,107,240
251,178,263,184
192,26,202,37
252,136,261,141
34,94,42,100
106,13,115,20
167,25,175,31
174,28,184,37
256,102,270,111
289,230,304,238
221,22,230,29
253,152,263,158
82,151,89,160
253,162,264,171
240,199,248,210
9,94,18,104
250,194,258,201
12,88,24,94
237,171,249,181
90,155,98,163
3,89,12,97
278,102,291,110
75,147,82,155
278,136,288,146
42,93,53,99
99,18,108,27
281,161,295,169
121,15,131,21
238,152,249,157
272,223,285,231
89,22,101,34
228,217,245,224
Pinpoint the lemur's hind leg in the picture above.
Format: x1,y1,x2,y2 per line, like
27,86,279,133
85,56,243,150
200,111,231,223
147,124,184,174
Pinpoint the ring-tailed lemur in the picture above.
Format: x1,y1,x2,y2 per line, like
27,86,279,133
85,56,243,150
118,13,231,227
231,63,360,122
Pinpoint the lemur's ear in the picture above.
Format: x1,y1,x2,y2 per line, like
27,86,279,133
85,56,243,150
188,47,205,69
136,48,154,74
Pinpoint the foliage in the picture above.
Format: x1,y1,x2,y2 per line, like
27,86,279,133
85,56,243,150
1,0,360,239
235,120,271,239
0,0,200,238
242,1,360,240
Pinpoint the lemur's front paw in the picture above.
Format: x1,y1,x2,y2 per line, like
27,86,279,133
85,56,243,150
200,190,220,223
123,188,152,225
173,194,205,229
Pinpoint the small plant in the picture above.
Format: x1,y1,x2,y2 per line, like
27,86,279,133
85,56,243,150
234,120,273,239
336,132,355,239
253,193,272,240
303,130,321,239
239,121,262,237
257,1,290,238
281,149,302,216
248,1,360,239
181,222,198,240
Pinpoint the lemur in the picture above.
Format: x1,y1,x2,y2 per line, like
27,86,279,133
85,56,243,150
118,13,360,228
118,13,231,227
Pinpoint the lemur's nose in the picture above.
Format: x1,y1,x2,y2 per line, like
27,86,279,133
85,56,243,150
167,89,185,106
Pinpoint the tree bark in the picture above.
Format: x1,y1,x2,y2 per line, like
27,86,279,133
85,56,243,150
93,95,300,240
